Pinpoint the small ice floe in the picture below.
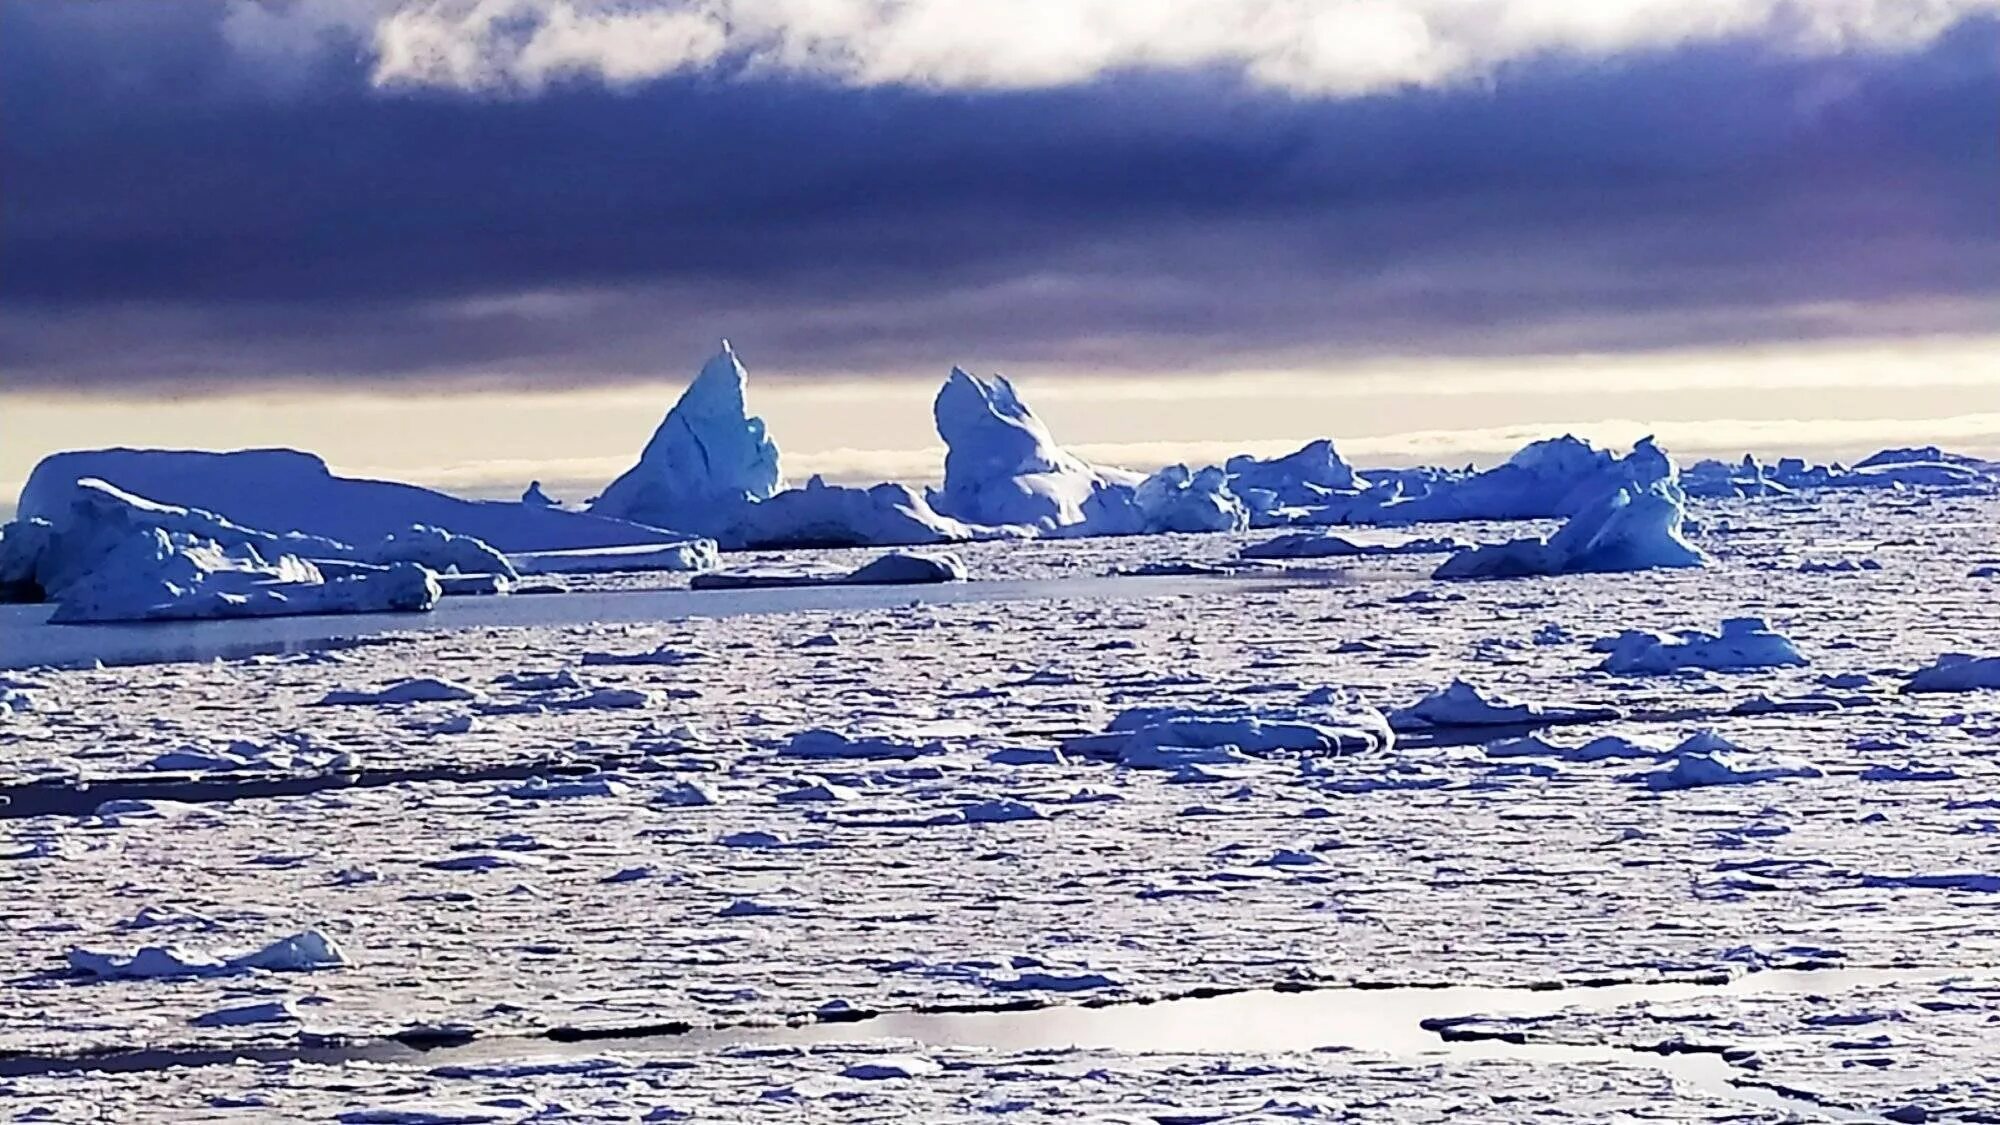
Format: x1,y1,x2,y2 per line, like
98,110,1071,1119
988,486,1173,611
715,830,827,850
1390,680,1615,731
336,1100,534,1124
314,678,480,706
191,1000,299,1028
146,738,356,774
1860,762,1961,783
1065,705,1392,766
1629,732,1823,792
983,969,1119,993
654,780,719,807
1483,734,1662,762
692,551,968,590
1,688,35,714
987,747,1066,766
1238,532,1466,561
580,643,709,667
781,729,943,762
67,929,349,981
1719,942,1847,970
1798,558,1882,574
776,777,861,803
1594,617,1808,674
839,1055,942,1080
502,775,628,801
1859,871,2000,893
1903,653,2000,694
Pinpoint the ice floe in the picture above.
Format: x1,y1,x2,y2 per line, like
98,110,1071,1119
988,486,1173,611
1902,653,2000,694
67,929,349,980
1595,618,1808,675
692,550,969,590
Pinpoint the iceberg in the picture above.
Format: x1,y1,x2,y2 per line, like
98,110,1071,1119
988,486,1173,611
7,480,442,623
18,447,682,555
1434,443,1707,580
589,340,784,536
929,367,1138,531
928,368,1249,537
725,476,991,549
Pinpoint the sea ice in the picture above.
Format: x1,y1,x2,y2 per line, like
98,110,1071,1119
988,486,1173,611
1632,733,1824,791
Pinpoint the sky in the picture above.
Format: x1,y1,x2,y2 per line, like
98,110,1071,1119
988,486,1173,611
4,0,1998,503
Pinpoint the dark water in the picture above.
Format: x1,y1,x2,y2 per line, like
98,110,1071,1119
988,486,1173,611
4,969,1945,1120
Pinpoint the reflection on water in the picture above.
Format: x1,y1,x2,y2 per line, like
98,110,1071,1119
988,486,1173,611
0,572,1322,671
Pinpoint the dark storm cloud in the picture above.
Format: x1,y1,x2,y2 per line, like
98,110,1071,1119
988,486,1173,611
2,1,1996,391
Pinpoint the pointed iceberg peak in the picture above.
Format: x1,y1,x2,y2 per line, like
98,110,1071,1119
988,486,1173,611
588,342,784,534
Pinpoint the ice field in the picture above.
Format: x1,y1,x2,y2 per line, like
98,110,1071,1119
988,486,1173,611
6,481,2000,1122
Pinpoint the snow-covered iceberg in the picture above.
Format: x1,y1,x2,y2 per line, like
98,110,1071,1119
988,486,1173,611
1227,439,1364,508
4,479,442,623
18,447,689,555
928,368,1248,537
589,340,784,536
1433,442,1707,580
929,367,1138,531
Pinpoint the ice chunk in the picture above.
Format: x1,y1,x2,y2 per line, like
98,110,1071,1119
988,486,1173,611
1903,653,2000,694
589,340,783,534
67,929,349,980
315,678,481,706
692,551,967,590
520,481,557,508
1391,680,1613,730
782,729,942,761
1632,734,1824,791
1597,618,1808,674
1241,532,1465,560
1065,706,1392,762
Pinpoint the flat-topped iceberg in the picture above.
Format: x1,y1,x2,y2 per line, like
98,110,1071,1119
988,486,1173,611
5,479,442,623
590,340,784,535
19,447,680,554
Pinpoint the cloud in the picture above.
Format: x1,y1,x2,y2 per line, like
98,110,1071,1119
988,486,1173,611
255,0,2000,96
2,1,1996,394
